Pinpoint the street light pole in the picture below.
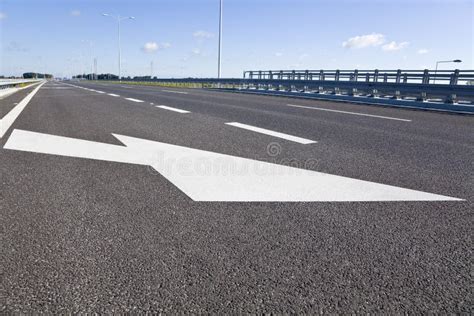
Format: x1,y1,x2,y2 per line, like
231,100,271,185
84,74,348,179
434,59,462,84
103,13,135,81
118,16,122,81
218,0,223,79
81,40,94,80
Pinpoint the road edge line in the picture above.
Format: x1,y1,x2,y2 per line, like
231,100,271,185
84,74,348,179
0,81,46,138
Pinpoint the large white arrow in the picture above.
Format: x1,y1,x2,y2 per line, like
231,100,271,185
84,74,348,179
4,129,462,202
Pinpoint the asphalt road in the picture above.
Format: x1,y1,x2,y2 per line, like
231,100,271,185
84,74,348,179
1,80,472,313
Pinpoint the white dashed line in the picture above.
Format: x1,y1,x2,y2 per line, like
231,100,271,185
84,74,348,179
156,105,190,113
108,93,120,97
95,91,106,94
287,104,412,122
125,98,144,103
225,122,317,144
162,90,189,95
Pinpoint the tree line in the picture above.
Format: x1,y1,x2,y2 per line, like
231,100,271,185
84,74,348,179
23,73,54,79
73,74,160,81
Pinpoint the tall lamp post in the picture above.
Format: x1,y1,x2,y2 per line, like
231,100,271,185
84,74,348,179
81,40,94,80
434,59,462,84
217,0,223,79
102,13,135,81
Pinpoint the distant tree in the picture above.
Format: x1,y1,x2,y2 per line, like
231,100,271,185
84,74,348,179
133,76,151,81
23,72,37,79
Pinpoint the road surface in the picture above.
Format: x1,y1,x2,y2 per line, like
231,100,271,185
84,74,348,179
1,81,472,313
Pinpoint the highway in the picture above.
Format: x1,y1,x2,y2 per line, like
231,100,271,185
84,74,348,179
1,81,473,312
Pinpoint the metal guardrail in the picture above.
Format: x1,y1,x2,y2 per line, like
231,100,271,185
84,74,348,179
120,70,474,104
0,79,42,90
91,69,474,113
243,69,474,85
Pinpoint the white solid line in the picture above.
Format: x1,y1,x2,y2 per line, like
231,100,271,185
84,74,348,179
4,129,462,202
287,104,412,122
156,105,190,113
0,82,45,138
225,122,316,144
108,93,120,97
125,98,144,103
162,90,189,95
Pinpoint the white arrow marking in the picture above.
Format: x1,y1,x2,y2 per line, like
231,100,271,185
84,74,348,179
3,129,462,202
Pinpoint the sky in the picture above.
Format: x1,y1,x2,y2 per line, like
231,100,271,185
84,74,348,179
0,0,473,78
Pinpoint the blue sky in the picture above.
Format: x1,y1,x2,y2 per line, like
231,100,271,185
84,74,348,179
0,0,472,78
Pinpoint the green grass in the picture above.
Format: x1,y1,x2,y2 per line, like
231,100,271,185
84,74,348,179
90,80,237,89
18,82,36,88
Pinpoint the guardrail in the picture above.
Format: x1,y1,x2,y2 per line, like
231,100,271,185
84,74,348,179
114,71,474,104
0,79,42,90
94,69,474,113
243,69,474,85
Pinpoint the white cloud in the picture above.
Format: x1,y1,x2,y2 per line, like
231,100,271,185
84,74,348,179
191,48,208,57
193,30,214,39
142,42,171,53
143,42,159,53
299,53,310,60
0,12,7,20
274,52,283,57
6,41,29,52
71,10,81,16
342,33,385,49
288,63,302,68
382,41,409,51
417,48,429,55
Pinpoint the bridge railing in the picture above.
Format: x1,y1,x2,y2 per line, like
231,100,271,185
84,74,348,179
242,69,474,86
97,69,474,107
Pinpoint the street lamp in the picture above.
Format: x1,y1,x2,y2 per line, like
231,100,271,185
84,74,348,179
218,0,223,79
434,59,462,84
102,13,135,81
81,40,94,80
